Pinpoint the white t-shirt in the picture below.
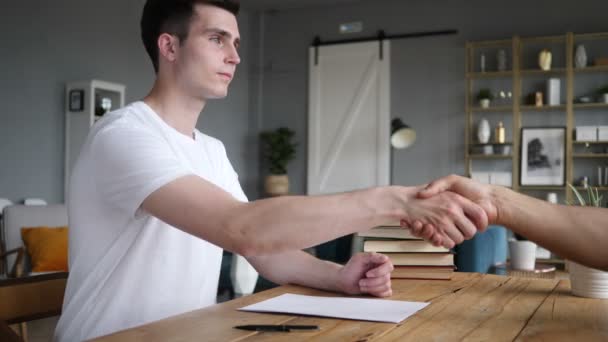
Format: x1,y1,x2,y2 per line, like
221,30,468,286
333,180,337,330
54,101,247,341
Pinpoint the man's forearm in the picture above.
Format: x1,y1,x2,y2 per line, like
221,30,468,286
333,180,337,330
494,186,608,270
247,251,344,293
227,187,407,256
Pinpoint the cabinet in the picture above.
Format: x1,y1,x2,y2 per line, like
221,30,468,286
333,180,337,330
64,80,125,196
465,32,608,204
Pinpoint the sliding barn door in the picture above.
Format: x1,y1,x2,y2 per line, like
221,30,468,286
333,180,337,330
307,41,391,195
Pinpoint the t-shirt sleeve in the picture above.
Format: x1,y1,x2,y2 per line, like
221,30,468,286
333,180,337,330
91,125,193,217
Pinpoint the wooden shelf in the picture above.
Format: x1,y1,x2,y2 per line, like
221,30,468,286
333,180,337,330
573,153,608,158
520,68,566,76
573,103,608,109
471,106,513,112
469,154,512,159
520,105,566,111
573,65,608,73
519,186,566,191
574,186,608,191
469,142,513,146
573,141,608,145
466,71,513,79
466,31,608,205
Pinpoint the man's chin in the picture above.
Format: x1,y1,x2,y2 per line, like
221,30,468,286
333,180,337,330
203,90,229,100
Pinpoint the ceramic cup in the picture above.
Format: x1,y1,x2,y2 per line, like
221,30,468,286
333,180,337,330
509,239,537,271
568,261,608,299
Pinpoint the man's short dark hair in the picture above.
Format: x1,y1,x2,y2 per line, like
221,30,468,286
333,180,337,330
141,0,240,73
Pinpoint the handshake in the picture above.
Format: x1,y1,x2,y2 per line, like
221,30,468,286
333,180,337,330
397,175,500,249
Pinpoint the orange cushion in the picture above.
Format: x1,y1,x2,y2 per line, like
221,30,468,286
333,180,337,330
20,226,69,272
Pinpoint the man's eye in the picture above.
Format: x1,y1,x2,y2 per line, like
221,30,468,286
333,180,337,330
210,37,223,45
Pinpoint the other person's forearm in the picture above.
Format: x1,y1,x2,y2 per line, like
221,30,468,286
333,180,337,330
492,186,608,271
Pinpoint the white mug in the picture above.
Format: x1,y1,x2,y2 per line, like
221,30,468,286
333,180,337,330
509,239,537,271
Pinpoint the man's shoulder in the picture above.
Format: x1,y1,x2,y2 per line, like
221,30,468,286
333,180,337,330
92,102,159,137
196,131,226,151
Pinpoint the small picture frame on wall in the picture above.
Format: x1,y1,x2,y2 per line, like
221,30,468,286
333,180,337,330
69,89,84,112
520,127,566,186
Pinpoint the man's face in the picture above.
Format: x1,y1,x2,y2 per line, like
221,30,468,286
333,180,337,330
174,4,241,99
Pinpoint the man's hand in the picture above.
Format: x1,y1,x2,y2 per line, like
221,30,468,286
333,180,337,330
337,252,394,298
410,175,499,247
400,189,488,249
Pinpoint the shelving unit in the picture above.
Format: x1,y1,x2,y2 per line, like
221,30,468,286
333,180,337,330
466,31,608,204
64,80,126,197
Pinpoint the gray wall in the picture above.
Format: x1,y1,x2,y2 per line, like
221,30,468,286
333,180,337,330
258,0,608,194
0,1,257,204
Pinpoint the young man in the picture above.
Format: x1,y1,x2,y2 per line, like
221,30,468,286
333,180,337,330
54,1,488,340
416,174,608,271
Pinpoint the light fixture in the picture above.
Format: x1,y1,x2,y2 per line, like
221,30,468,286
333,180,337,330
390,118,416,149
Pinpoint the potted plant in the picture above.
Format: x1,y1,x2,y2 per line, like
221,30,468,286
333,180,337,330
260,127,297,196
566,184,608,298
597,84,608,104
476,88,494,108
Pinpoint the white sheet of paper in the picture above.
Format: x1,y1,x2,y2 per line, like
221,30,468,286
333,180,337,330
238,293,429,323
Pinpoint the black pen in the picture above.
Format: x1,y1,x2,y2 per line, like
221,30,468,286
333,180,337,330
234,324,320,332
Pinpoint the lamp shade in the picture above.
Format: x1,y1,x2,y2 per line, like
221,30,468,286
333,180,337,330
390,118,416,149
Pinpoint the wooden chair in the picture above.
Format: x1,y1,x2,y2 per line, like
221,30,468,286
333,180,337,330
1,204,68,341
0,272,68,342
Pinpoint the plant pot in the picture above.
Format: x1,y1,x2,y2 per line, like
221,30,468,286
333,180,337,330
603,93,608,104
264,174,289,196
508,239,536,271
479,99,490,108
567,260,608,299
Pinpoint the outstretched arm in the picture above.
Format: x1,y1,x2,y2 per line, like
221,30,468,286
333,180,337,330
418,175,608,271
142,176,487,256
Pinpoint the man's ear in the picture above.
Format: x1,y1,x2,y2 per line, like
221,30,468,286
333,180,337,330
157,33,179,63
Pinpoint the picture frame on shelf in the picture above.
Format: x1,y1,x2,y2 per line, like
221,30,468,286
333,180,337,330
69,89,84,112
520,127,566,186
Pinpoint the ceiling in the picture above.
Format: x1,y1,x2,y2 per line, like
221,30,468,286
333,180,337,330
240,0,369,11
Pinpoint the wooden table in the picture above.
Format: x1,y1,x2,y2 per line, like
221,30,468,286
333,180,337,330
93,273,608,341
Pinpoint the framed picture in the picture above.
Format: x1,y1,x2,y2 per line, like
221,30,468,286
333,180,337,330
520,127,566,186
69,89,84,112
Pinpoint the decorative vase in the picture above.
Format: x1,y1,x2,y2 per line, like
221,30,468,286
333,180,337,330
477,119,491,144
538,49,552,71
264,174,289,196
508,239,537,271
497,49,507,71
575,45,588,68
603,93,608,104
494,121,505,143
479,99,490,108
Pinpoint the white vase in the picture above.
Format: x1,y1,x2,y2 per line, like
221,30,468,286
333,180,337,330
508,239,537,271
479,99,490,108
477,118,491,144
603,93,608,104
575,45,588,68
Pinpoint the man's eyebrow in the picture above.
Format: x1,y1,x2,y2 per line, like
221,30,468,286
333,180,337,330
203,27,240,47
202,27,238,39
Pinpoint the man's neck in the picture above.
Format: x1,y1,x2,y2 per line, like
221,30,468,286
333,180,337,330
143,80,206,139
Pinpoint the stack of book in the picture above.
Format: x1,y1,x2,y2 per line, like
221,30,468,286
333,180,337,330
358,225,454,280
